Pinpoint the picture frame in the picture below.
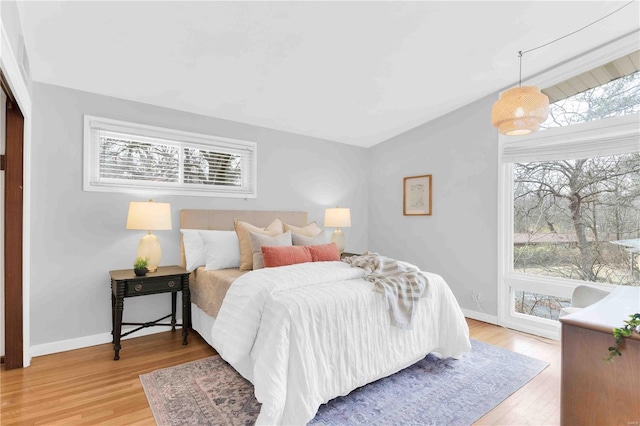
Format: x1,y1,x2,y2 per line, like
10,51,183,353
403,174,432,216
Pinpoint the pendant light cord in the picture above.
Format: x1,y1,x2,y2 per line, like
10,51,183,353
518,51,523,87
521,0,636,55
516,0,636,86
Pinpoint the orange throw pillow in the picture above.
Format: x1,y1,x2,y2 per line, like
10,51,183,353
262,245,312,268
308,243,340,262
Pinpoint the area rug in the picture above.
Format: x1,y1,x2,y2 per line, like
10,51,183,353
140,339,548,425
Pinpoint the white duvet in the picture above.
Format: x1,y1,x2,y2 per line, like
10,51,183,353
211,261,471,425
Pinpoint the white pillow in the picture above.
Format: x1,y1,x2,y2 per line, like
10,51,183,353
181,229,205,271
181,229,241,271
203,230,241,270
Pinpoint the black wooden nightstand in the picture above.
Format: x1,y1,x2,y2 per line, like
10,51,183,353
109,265,190,360
340,252,360,259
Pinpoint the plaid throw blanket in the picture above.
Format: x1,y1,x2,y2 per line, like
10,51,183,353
342,251,429,329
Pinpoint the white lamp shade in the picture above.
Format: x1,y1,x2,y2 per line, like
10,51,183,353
127,200,171,272
126,201,172,230
491,86,549,136
324,207,351,228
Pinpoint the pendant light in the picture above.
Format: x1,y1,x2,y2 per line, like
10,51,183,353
492,51,549,136
491,1,634,136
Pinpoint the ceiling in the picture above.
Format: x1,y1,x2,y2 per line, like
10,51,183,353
16,1,640,147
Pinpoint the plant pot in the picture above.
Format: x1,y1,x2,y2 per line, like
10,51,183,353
134,267,148,277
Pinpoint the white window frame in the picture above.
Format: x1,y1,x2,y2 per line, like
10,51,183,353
497,31,640,340
83,115,257,198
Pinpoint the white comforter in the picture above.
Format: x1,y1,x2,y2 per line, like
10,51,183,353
211,261,471,425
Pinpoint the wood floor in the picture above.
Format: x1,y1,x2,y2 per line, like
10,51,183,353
1,319,561,425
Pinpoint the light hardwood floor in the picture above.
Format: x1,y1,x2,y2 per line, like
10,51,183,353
1,319,560,425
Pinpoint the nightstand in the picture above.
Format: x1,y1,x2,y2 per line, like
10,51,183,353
110,265,190,360
340,252,360,259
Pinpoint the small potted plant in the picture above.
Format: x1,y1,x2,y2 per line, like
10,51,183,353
133,257,149,277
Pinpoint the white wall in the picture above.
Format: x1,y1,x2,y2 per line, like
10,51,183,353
1,0,32,97
368,93,498,318
29,82,369,351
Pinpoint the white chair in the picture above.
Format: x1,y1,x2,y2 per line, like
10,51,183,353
559,285,612,318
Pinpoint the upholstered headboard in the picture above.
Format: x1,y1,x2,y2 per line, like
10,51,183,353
179,209,308,267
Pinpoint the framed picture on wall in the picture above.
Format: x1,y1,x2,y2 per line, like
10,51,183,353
403,174,432,216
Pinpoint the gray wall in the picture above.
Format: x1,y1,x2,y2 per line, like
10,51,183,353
29,82,369,347
368,93,498,316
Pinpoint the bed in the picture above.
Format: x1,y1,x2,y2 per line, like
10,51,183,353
180,209,471,425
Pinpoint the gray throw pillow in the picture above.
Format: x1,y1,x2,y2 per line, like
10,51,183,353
292,231,330,247
249,231,292,270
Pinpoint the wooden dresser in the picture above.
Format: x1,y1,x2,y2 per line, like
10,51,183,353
559,286,640,425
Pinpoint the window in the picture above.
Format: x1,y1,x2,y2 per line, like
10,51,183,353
542,70,640,129
512,151,639,321
502,119,639,329
498,38,640,339
83,116,257,198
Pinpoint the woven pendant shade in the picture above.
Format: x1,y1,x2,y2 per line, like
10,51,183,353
492,86,549,136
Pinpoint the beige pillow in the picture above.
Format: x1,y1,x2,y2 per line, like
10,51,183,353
249,231,292,270
235,219,283,270
283,221,323,237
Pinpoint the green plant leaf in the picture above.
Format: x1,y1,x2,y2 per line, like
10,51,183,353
605,312,640,363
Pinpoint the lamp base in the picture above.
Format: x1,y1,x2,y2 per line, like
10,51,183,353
330,228,346,253
137,233,162,272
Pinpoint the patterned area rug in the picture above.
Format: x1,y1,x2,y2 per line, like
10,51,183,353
140,339,548,425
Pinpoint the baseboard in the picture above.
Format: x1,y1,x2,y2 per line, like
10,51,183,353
29,324,176,358
31,310,498,358
498,319,560,341
462,308,498,325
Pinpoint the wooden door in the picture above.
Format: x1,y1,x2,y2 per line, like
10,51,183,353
1,71,24,369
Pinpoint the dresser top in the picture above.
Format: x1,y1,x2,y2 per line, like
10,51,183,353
560,286,640,339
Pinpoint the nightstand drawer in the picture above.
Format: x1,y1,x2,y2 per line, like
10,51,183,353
125,278,180,296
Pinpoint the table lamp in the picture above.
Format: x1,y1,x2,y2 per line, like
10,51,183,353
126,200,172,272
324,206,351,253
